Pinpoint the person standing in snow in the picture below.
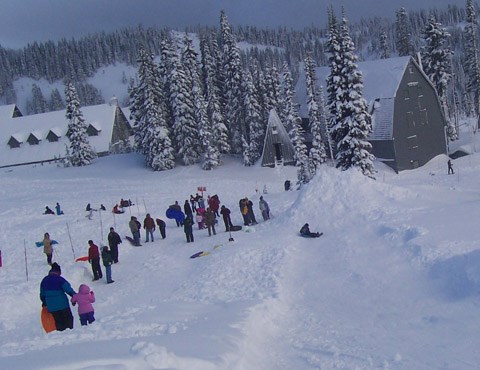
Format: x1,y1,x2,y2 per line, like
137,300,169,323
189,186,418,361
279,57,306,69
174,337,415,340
204,207,217,236
208,195,220,217
143,213,155,242
40,262,76,331
183,215,194,243
448,159,454,175
184,200,193,221
71,284,95,326
101,246,114,284
190,195,197,213
259,196,270,221
129,216,141,246
107,227,122,264
88,240,103,281
43,232,54,266
239,198,250,226
246,198,257,225
220,205,234,231
156,218,166,239
55,202,64,215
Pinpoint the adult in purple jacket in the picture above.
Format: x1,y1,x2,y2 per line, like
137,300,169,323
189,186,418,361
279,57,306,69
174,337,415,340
39,263,76,331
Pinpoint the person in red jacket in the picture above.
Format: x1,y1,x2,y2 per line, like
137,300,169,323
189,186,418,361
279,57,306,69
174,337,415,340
88,240,103,281
208,195,220,217
143,213,156,242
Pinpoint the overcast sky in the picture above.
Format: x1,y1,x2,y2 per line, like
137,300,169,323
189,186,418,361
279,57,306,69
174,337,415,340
0,0,467,48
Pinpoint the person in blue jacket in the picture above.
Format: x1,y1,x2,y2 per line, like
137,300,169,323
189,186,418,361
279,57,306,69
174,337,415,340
39,263,76,331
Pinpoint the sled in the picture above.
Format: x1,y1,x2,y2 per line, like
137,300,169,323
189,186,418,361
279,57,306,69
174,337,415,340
41,306,56,333
166,208,185,223
228,225,242,232
75,256,89,262
190,244,222,259
299,232,323,238
35,240,59,248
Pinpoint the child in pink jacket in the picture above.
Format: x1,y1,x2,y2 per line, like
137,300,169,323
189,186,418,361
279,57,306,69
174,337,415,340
71,284,95,326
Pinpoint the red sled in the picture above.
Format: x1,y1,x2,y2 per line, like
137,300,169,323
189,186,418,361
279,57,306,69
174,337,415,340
75,256,89,262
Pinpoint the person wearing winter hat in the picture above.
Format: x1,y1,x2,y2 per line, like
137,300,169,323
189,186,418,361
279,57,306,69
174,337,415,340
88,240,103,281
71,284,96,325
39,263,76,331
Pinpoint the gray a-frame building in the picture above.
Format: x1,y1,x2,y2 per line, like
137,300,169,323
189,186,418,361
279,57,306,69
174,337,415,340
261,109,296,167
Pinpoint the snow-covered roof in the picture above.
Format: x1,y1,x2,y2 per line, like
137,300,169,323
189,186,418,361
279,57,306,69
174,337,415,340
294,56,411,141
0,104,19,122
0,103,120,167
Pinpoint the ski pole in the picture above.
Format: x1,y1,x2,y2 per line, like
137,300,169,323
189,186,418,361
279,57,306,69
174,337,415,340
23,239,29,281
66,222,76,260
136,197,140,216
99,208,104,242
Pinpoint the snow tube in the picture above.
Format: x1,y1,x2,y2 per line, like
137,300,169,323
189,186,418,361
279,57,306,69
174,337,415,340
166,208,185,223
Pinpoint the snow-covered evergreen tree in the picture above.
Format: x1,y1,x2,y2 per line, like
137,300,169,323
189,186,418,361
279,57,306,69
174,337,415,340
31,84,47,113
64,81,96,166
395,7,414,57
243,69,264,165
464,0,480,121
220,10,245,153
49,88,65,111
201,35,230,155
281,62,311,183
304,53,327,174
422,14,457,139
380,31,390,59
130,47,175,170
263,65,282,123
329,14,375,177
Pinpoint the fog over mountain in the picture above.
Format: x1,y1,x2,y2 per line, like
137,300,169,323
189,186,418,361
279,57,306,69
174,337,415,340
0,0,466,48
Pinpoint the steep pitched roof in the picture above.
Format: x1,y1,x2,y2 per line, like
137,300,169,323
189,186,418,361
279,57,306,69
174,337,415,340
261,109,295,167
0,104,120,167
0,104,20,122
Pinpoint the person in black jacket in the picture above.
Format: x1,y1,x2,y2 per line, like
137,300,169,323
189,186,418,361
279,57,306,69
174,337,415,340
183,216,194,243
107,227,122,263
220,205,234,231
184,200,193,221
156,218,166,239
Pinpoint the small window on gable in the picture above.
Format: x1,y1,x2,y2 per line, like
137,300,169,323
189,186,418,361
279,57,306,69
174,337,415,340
8,137,21,149
404,89,410,100
87,124,100,137
408,66,414,74
27,133,40,145
46,130,60,142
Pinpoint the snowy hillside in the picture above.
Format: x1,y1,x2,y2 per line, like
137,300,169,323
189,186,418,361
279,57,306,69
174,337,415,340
1,147,480,369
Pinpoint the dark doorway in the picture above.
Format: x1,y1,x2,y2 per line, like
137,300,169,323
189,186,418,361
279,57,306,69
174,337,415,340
274,143,282,161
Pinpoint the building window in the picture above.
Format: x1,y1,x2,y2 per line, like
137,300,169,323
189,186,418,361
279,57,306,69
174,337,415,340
407,135,418,150
406,111,415,127
404,89,410,100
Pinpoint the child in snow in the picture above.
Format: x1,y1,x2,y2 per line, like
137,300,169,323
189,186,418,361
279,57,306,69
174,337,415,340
196,210,205,230
71,284,95,326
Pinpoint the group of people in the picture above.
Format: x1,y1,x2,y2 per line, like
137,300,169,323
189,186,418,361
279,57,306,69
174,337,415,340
40,262,97,331
43,202,64,216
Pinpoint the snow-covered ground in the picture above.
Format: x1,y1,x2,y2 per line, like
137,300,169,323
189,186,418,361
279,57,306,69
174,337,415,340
1,144,480,369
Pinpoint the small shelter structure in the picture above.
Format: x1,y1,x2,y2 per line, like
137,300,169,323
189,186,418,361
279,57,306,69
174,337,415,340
261,109,295,167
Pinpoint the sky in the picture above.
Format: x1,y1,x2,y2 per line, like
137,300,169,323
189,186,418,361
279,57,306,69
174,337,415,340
1,127,480,368
0,0,468,49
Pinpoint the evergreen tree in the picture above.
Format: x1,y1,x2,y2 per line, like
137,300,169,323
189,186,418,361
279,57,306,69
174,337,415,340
49,88,65,111
243,69,264,165
129,47,175,170
181,34,205,165
281,62,311,183
31,84,47,113
304,53,327,173
161,39,198,166
220,10,245,153
395,7,414,57
329,14,375,177
380,31,390,59
464,0,480,122
201,35,230,154
422,14,457,139
64,81,96,166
